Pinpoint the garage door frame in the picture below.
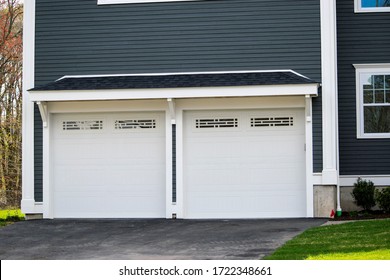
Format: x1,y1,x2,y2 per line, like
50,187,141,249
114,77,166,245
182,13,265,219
38,96,314,219
41,99,173,219
173,96,314,218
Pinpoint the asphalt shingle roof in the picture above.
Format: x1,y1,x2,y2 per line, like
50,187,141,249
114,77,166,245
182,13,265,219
30,71,317,91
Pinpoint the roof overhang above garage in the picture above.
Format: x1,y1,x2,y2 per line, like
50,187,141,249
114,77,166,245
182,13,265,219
28,70,319,102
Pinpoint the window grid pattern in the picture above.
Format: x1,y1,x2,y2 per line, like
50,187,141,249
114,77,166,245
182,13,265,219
363,75,390,105
361,74,390,135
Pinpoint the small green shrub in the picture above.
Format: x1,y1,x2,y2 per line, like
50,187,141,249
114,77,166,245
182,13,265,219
349,211,358,217
352,178,376,211
375,187,390,212
0,209,25,222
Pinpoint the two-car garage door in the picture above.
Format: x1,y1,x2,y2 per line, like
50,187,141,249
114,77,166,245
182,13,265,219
51,108,306,218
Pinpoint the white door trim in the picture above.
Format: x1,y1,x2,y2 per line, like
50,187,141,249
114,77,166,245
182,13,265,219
40,97,314,219
174,96,312,218
42,100,170,218
305,95,314,217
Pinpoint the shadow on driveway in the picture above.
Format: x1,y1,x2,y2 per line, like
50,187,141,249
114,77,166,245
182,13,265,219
0,218,326,260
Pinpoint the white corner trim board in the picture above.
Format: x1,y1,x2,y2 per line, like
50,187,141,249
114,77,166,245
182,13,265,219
320,0,339,185
98,0,200,5
21,0,37,214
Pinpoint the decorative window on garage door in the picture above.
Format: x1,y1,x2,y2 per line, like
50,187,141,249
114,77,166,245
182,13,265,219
115,119,156,129
63,120,103,131
250,117,294,127
195,118,238,128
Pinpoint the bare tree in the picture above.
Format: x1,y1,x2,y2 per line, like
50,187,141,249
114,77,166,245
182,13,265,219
0,0,23,208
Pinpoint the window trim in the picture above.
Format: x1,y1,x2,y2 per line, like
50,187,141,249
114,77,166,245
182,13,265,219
355,0,390,13
354,64,390,139
98,0,198,5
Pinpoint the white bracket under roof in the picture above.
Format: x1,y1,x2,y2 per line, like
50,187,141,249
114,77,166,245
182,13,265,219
167,98,176,124
36,101,48,128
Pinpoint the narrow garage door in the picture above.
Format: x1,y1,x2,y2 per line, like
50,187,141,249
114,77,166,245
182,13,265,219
184,109,306,218
52,112,166,218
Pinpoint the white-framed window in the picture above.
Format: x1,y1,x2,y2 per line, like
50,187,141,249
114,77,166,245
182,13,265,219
98,0,197,5
355,0,390,13
355,64,390,138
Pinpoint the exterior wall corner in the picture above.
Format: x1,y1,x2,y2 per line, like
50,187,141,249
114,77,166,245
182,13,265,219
22,0,38,214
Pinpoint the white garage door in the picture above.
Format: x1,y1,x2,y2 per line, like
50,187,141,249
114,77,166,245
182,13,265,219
52,112,166,218
184,109,306,218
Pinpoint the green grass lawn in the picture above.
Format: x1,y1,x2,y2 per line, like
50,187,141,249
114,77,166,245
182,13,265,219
264,219,390,260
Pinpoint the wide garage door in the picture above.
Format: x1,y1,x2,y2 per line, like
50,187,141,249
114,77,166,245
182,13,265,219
52,112,166,218
184,109,306,218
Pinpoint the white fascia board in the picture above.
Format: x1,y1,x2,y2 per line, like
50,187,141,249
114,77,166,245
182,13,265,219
98,0,201,5
28,84,318,102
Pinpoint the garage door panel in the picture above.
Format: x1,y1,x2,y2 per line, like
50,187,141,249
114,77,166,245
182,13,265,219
187,192,306,219
108,167,165,186
184,109,306,219
52,112,166,218
54,196,164,218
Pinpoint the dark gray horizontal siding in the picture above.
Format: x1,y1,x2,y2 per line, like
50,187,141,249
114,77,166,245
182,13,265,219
33,0,323,197
34,105,43,202
312,89,322,173
337,0,390,175
35,0,321,85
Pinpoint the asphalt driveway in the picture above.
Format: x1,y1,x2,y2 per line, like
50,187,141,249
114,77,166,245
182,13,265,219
0,219,325,260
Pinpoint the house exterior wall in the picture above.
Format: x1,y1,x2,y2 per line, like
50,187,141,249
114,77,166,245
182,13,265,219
337,0,390,176
34,0,322,85
32,0,323,204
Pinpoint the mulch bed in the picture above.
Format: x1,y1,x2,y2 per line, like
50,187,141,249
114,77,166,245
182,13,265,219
332,211,390,221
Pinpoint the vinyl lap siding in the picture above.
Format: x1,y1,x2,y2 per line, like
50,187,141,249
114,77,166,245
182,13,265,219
33,0,323,198
337,0,390,175
35,0,321,85
34,105,43,202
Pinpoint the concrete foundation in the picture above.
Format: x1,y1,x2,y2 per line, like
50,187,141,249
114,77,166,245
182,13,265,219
25,214,43,220
314,185,336,218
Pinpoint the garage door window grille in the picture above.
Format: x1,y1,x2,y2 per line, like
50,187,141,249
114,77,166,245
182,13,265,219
63,120,103,131
195,118,238,128
115,119,156,129
250,117,294,127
